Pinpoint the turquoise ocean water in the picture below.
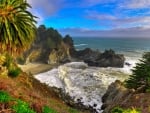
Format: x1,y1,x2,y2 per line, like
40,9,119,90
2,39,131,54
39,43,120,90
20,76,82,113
73,37,150,58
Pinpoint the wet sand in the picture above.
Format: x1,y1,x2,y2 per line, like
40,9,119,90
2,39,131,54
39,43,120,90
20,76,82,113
19,63,57,75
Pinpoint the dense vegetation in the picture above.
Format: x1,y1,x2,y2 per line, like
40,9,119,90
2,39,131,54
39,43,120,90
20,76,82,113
0,90,60,113
111,107,141,113
0,0,36,56
0,0,86,113
35,25,72,49
36,25,63,49
125,52,150,92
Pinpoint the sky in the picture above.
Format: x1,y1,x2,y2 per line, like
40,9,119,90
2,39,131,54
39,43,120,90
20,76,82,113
27,0,150,38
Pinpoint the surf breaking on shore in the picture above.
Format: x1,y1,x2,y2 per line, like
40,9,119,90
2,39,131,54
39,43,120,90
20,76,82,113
35,57,138,113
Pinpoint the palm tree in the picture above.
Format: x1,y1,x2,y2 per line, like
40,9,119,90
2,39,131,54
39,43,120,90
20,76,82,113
0,0,37,56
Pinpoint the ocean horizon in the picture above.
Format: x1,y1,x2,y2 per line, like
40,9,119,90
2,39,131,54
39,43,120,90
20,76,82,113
73,37,150,59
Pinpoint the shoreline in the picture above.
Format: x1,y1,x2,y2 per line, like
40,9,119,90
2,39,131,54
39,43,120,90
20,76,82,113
18,56,138,76
18,63,58,75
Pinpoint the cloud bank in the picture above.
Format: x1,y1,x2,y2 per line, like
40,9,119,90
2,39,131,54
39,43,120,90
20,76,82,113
59,27,150,38
27,0,150,38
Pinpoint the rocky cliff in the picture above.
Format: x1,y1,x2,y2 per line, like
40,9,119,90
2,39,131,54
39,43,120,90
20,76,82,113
102,80,150,113
18,25,73,65
18,25,125,68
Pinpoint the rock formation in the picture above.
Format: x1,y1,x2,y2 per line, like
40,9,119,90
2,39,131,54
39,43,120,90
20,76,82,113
18,25,125,68
101,80,134,113
75,49,125,68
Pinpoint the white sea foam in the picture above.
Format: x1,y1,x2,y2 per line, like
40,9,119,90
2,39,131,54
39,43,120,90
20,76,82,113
122,56,140,74
35,61,135,113
74,44,88,47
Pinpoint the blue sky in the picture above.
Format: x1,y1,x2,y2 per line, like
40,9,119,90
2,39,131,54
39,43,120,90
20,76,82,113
28,0,150,38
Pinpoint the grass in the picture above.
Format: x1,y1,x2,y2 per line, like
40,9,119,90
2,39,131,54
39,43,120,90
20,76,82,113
111,107,141,113
0,54,89,113
0,90,11,103
12,99,36,113
42,106,58,113
0,72,89,113
68,108,79,113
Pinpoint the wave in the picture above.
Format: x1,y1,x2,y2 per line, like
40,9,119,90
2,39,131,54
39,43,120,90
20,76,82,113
74,44,88,47
35,62,130,113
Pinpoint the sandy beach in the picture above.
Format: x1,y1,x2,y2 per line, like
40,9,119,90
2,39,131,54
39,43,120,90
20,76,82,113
19,63,57,75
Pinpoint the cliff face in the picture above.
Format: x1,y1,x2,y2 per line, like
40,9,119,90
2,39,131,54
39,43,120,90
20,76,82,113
18,25,125,68
102,80,150,113
18,25,73,64
48,42,71,64
101,80,134,113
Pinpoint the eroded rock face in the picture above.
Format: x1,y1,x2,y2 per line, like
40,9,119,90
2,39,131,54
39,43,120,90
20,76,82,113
101,80,135,113
18,27,125,68
79,49,125,68
48,47,70,65
74,48,101,60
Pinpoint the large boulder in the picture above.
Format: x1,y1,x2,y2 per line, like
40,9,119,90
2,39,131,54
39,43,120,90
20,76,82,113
74,48,101,61
84,49,125,67
101,80,135,113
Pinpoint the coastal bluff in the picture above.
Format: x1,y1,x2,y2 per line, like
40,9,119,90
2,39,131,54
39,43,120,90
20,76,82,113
101,80,150,113
18,25,125,68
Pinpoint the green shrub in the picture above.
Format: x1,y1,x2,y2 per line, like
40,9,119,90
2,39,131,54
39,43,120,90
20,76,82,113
68,108,79,113
8,67,21,77
42,106,58,113
2,54,13,68
17,57,26,65
111,106,124,113
111,107,141,113
125,52,150,92
0,91,11,103
12,100,36,113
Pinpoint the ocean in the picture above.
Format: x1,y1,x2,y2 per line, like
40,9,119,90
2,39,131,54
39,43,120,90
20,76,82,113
35,37,150,113
73,37,150,59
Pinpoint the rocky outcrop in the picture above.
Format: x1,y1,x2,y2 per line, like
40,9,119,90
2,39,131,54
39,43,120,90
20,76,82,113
81,49,125,67
18,25,125,67
48,44,71,64
101,80,135,113
17,26,73,65
74,48,100,60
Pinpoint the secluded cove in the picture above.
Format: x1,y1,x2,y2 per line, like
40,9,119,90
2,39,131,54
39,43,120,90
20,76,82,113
34,61,132,113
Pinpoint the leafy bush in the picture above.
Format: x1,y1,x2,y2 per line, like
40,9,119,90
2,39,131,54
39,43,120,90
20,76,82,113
111,107,141,113
2,54,13,68
8,67,21,78
12,100,36,113
0,54,6,65
17,57,26,65
125,52,150,92
42,106,58,113
68,108,79,113
0,91,11,103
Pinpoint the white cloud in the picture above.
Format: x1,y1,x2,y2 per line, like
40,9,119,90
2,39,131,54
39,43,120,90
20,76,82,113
87,12,117,20
27,0,65,24
27,0,64,16
122,0,150,9
80,0,117,7
87,11,150,29
59,27,150,38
